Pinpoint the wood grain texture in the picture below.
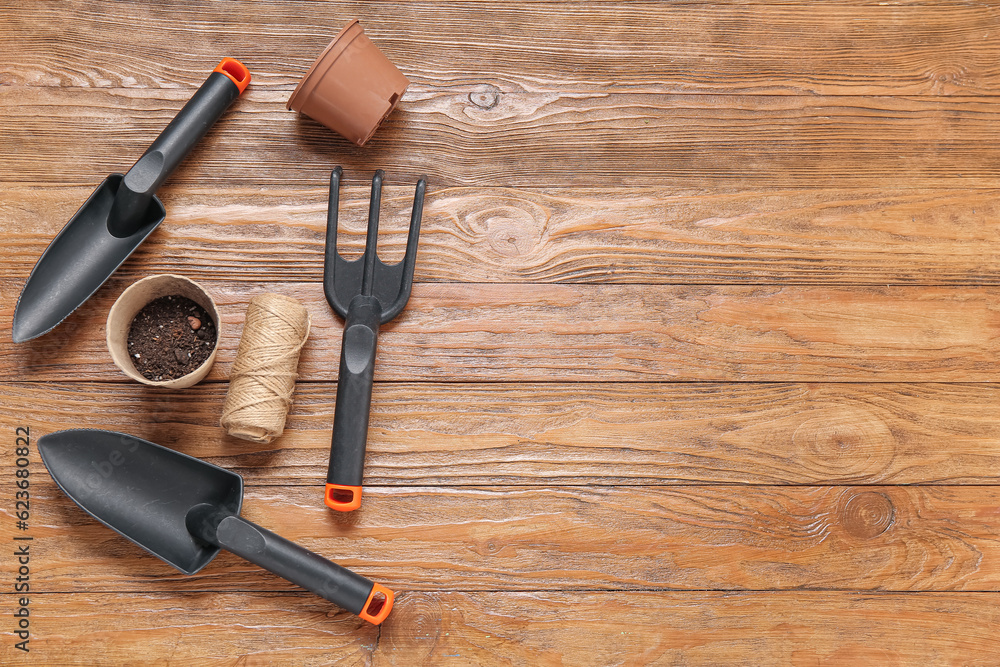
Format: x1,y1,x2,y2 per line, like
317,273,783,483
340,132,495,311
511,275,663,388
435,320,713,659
6,88,1000,188
2,2,999,96
4,281,1000,382
3,0,999,661
6,185,1000,285
0,592,379,665
1,591,997,666
3,382,1000,486
3,483,998,592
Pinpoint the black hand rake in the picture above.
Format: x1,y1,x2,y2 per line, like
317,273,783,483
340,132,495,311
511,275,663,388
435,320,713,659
323,167,426,511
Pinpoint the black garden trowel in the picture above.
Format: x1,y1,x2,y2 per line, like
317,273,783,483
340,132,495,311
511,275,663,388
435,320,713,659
12,58,251,343
38,429,394,624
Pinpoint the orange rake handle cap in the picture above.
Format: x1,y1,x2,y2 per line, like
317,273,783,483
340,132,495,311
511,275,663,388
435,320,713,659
325,483,362,512
214,57,251,94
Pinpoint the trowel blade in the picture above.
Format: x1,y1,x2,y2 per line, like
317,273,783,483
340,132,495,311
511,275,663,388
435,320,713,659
38,429,243,575
12,175,165,343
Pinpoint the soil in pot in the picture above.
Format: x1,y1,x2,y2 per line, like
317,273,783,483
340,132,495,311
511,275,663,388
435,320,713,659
127,295,218,381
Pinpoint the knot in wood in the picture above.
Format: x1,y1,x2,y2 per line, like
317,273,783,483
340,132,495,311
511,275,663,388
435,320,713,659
928,62,967,85
468,85,501,110
379,593,442,658
924,62,970,95
474,205,545,258
841,491,894,539
790,406,895,482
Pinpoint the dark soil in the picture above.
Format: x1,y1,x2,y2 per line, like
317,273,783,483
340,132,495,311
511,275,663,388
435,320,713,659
127,295,217,381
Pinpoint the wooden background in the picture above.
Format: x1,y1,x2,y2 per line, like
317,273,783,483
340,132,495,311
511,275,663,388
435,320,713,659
3,0,1000,664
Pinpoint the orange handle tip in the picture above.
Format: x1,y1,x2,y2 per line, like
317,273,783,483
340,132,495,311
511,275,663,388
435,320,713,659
214,57,251,94
325,483,362,511
359,583,394,625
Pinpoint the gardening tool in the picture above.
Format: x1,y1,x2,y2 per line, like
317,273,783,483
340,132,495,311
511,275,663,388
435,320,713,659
38,429,393,624
323,167,426,511
12,58,251,343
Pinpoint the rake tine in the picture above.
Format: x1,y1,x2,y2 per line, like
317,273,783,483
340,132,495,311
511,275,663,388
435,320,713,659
397,177,426,303
325,166,343,264
361,170,384,297
381,176,426,322
401,178,426,279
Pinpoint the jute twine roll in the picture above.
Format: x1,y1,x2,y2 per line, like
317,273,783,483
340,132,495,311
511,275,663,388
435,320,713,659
221,293,311,443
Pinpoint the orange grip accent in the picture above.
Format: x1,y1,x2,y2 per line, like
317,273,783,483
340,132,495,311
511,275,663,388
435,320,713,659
214,57,251,94
359,583,394,625
325,483,362,511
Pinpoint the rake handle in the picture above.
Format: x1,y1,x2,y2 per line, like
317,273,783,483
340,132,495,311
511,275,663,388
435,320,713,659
325,295,381,511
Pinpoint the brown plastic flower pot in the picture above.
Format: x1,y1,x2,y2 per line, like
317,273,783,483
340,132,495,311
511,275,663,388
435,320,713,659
287,19,410,146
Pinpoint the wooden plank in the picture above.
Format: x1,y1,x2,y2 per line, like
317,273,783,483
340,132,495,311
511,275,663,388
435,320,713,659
3,483,998,592
2,2,999,96
3,382,1000,486
0,592,378,665
4,281,1000,382
1,591,997,665
5,88,1000,189
7,185,1000,285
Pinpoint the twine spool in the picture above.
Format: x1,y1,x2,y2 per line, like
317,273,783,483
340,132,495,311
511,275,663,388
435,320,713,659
221,293,311,443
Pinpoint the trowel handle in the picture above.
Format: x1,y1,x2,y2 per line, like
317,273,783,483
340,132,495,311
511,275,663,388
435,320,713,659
325,295,381,512
212,513,393,624
141,58,250,187
107,58,251,236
